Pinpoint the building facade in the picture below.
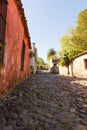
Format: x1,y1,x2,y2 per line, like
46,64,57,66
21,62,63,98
59,51,87,78
30,43,38,74
0,0,31,96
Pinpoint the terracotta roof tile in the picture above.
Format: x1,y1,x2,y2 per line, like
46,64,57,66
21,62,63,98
14,0,31,48
73,51,87,59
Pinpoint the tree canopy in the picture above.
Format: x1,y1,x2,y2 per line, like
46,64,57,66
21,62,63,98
59,9,87,66
47,48,56,60
37,57,45,67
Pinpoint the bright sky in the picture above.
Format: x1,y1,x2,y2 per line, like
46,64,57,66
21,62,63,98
21,0,87,62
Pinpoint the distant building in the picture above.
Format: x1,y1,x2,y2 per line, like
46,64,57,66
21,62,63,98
59,51,87,78
48,52,60,69
0,0,31,97
49,57,60,73
30,43,38,74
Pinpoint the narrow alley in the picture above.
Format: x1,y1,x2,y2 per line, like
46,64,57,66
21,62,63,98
0,71,87,130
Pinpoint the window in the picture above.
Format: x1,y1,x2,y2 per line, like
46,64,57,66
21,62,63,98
0,0,7,64
21,41,25,71
84,59,87,69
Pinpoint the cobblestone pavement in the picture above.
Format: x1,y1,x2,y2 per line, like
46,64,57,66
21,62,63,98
0,71,87,130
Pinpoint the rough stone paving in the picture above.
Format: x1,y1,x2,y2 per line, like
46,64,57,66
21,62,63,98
0,71,87,130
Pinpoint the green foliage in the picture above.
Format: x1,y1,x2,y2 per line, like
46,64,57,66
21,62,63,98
76,9,87,32
59,9,87,66
47,48,56,60
37,57,45,66
59,58,67,66
59,51,70,66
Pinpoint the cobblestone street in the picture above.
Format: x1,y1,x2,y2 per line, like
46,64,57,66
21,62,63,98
0,71,87,130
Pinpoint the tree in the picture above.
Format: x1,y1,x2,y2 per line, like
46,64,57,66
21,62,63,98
75,9,87,50
76,9,87,33
71,10,87,51
47,48,56,60
59,9,87,66
37,57,45,69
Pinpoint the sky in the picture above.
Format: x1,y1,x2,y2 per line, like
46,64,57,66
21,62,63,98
21,0,87,62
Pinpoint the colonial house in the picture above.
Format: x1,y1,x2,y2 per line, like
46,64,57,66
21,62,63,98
59,51,87,78
0,0,31,96
30,43,38,74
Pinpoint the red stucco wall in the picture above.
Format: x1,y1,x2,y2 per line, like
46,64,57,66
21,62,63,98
0,0,31,97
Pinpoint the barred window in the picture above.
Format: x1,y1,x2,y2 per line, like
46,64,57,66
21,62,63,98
21,41,25,71
0,0,7,64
